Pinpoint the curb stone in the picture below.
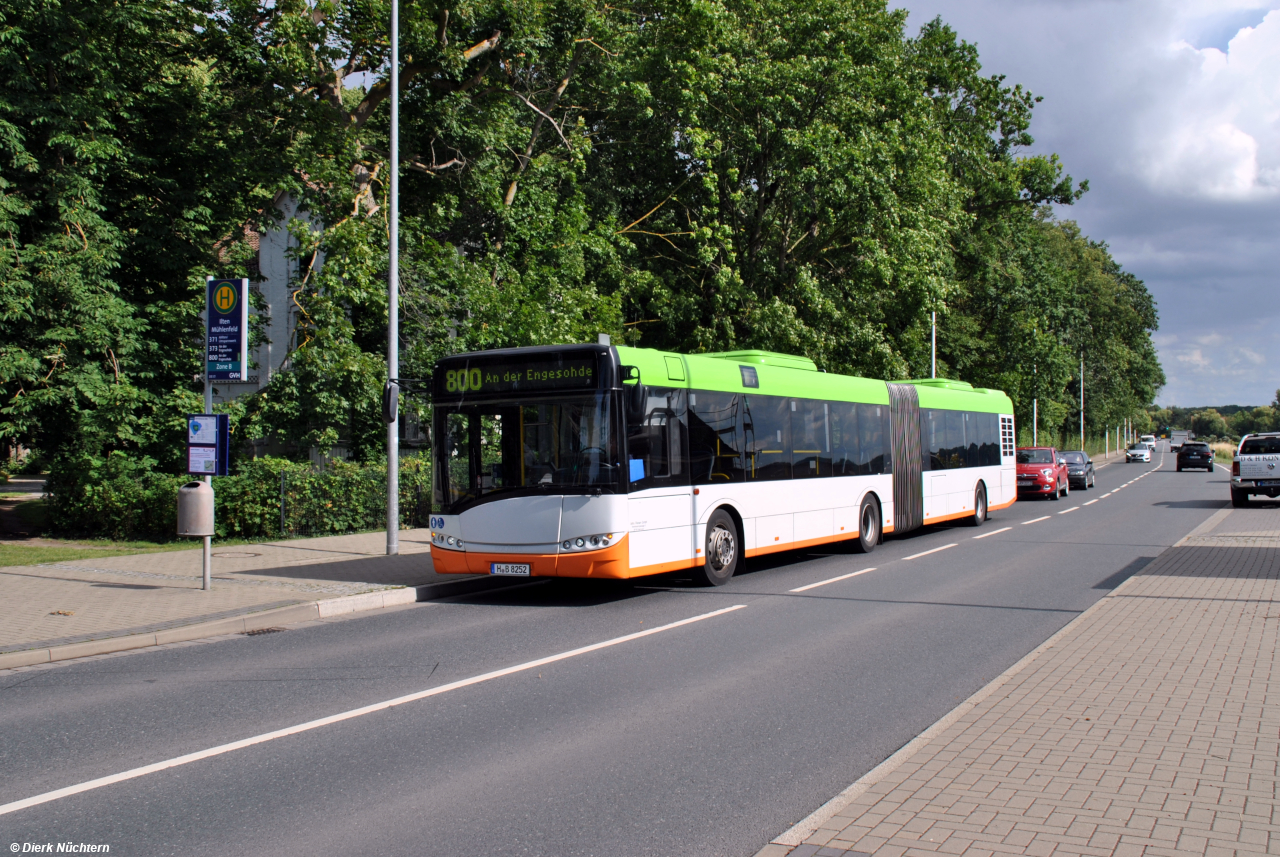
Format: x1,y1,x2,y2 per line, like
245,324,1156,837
0,573,504,671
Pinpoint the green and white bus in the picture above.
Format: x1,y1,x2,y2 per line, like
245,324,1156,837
429,343,1016,585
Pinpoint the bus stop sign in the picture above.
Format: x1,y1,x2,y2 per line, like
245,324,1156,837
206,277,248,382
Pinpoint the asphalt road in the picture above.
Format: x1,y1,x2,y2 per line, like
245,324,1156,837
1,445,1230,856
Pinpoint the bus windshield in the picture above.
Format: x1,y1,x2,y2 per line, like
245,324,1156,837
433,393,619,513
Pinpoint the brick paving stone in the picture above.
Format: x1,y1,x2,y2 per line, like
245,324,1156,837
771,509,1280,857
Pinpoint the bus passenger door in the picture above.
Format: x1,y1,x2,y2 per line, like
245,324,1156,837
626,389,694,574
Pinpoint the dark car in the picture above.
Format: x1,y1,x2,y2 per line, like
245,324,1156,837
1062,451,1095,489
1176,441,1214,472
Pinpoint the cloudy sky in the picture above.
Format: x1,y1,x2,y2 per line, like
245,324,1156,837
894,0,1279,407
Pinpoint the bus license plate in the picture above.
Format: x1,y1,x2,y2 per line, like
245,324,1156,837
490,562,531,576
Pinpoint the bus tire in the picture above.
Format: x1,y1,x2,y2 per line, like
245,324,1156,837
970,483,987,526
854,495,881,554
692,509,739,587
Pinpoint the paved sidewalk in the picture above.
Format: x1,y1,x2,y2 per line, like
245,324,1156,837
0,529,453,654
760,505,1280,857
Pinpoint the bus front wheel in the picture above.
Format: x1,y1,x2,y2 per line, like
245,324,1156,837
693,509,739,586
854,496,881,554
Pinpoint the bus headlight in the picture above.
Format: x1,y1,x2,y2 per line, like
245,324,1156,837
560,533,618,552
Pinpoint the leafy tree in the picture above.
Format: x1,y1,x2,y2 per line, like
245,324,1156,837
213,0,629,455
1189,409,1229,439
588,0,963,378
2,0,1168,493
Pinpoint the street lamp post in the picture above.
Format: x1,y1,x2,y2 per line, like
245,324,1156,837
1079,354,1084,449
386,0,400,556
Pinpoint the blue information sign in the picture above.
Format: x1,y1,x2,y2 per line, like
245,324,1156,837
206,277,249,382
187,414,230,476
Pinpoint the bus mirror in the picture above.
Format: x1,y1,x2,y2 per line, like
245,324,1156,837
620,365,640,383
626,383,647,422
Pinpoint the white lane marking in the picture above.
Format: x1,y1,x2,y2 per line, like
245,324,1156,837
1083,499,1099,506
0,604,748,817
903,543,958,560
1058,507,1079,514
790,567,877,592
1022,516,1051,525
972,526,1012,540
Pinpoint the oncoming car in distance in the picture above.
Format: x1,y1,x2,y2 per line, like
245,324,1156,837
1016,447,1069,499
1126,443,1152,463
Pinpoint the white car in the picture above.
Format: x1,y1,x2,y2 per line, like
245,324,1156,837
1126,443,1152,463
1140,435,1156,449
1231,433,1280,506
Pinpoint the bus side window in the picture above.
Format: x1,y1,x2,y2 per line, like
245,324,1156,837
829,402,859,475
745,395,791,481
944,409,964,469
627,387,689,490
689,392,744,483
978,413,1000,465
858,403,889,474
792,399,829,478
922,409,943,471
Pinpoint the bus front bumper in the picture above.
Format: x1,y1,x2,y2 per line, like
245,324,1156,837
431,535,633,579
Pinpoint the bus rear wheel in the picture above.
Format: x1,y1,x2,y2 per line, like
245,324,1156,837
970,484,987,526
854,495,881,554
692,509,739,586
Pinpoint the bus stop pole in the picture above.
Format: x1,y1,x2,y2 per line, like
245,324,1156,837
386,0,400,556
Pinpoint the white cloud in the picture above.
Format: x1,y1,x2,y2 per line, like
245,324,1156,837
894,0,1280,406
1138,12,1280,199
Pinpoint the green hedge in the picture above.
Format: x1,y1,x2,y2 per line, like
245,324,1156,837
47,452,432,541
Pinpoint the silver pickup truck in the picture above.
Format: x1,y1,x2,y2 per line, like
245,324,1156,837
1231,433,1280,506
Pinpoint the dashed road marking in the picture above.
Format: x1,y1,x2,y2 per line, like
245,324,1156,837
903,544,958,561
972,527,1012,540
790,567,877,593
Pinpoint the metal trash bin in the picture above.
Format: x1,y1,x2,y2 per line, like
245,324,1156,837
177,481,215,537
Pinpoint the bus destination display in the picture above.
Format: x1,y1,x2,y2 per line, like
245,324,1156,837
440,359,596,395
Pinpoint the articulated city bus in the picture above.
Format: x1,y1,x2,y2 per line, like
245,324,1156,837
428,343,1016,585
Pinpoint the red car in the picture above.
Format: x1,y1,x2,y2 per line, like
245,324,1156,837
1016,446,1069,500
